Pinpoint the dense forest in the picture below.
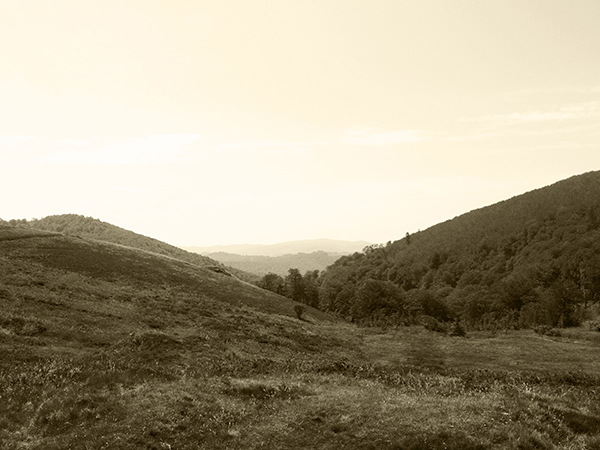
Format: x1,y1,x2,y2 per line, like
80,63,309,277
259,171,600,331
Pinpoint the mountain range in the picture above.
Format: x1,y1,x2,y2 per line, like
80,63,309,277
184,238,370,257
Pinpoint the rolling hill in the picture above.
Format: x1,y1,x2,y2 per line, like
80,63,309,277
3,216,600,449
18,214,218,266
4,214,259,282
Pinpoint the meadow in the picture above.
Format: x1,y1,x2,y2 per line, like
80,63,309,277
2,228,600,449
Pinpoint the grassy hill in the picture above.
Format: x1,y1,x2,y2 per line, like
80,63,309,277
318,171,600,329
2,209,600,448
6,214,259,283
20,214,218,266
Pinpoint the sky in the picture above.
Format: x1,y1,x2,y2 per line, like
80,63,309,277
1,0,600,247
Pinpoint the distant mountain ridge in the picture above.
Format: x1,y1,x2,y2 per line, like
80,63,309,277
184,238,370,257
204,251,343,276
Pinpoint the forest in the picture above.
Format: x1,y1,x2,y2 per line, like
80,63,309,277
258,171,600,332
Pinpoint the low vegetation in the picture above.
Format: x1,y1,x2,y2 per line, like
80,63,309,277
2,225,600,449
3,172,600,448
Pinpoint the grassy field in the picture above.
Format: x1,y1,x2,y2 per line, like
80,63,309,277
2,227,600,449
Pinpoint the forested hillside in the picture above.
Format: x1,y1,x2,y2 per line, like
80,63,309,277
316,171,600,330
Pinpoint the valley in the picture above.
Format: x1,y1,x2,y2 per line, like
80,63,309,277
1,225,600,449
2,172,600,449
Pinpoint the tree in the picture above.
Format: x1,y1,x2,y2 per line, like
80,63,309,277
285,268,305,303
302,270,320,308
350,279,405,322
258,273,285,295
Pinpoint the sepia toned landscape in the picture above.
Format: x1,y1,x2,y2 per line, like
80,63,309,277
2,171,600,449
2,2,600,449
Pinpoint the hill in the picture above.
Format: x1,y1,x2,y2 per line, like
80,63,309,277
185,238,370,257
3,224,600,449
318,171,600,329
19,214,217,266
4,214,258,283
204,250,342,276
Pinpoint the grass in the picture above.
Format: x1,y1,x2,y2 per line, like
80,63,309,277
2,227,600,449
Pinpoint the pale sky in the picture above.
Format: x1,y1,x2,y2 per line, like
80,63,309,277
1,1,599,247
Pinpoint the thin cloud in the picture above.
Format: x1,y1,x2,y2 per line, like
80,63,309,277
109,186,160,194
39,134,202,165
215,139,316,155
0,135,34,149
460,102,599,125
339,127,428,146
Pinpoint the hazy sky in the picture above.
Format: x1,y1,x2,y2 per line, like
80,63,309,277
1,1,600,246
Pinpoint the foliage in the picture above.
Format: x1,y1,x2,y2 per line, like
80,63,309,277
449,319,467,337
258,272,285,295
533,325,562,337
294,305,306,320
420,315,448,333
318,171,600,329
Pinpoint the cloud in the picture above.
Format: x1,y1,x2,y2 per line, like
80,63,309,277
215,139,315,156
109,186,160,194
339,127,427,146
0,135,34,149
39,134,202,165
460,102,599,125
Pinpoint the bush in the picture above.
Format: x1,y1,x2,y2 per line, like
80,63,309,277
449,319,466,337
294,305,306,320
533,325,561,337
420,315,448,333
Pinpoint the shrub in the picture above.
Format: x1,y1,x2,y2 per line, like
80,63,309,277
533,325,561,337
421,315,448,333
294,305,306,320
449,319,466,337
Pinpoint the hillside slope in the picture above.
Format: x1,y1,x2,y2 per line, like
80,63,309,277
3,225,600,449
6,214,258,282
20,214,217,267
0,226,328,327
319,171,600,328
